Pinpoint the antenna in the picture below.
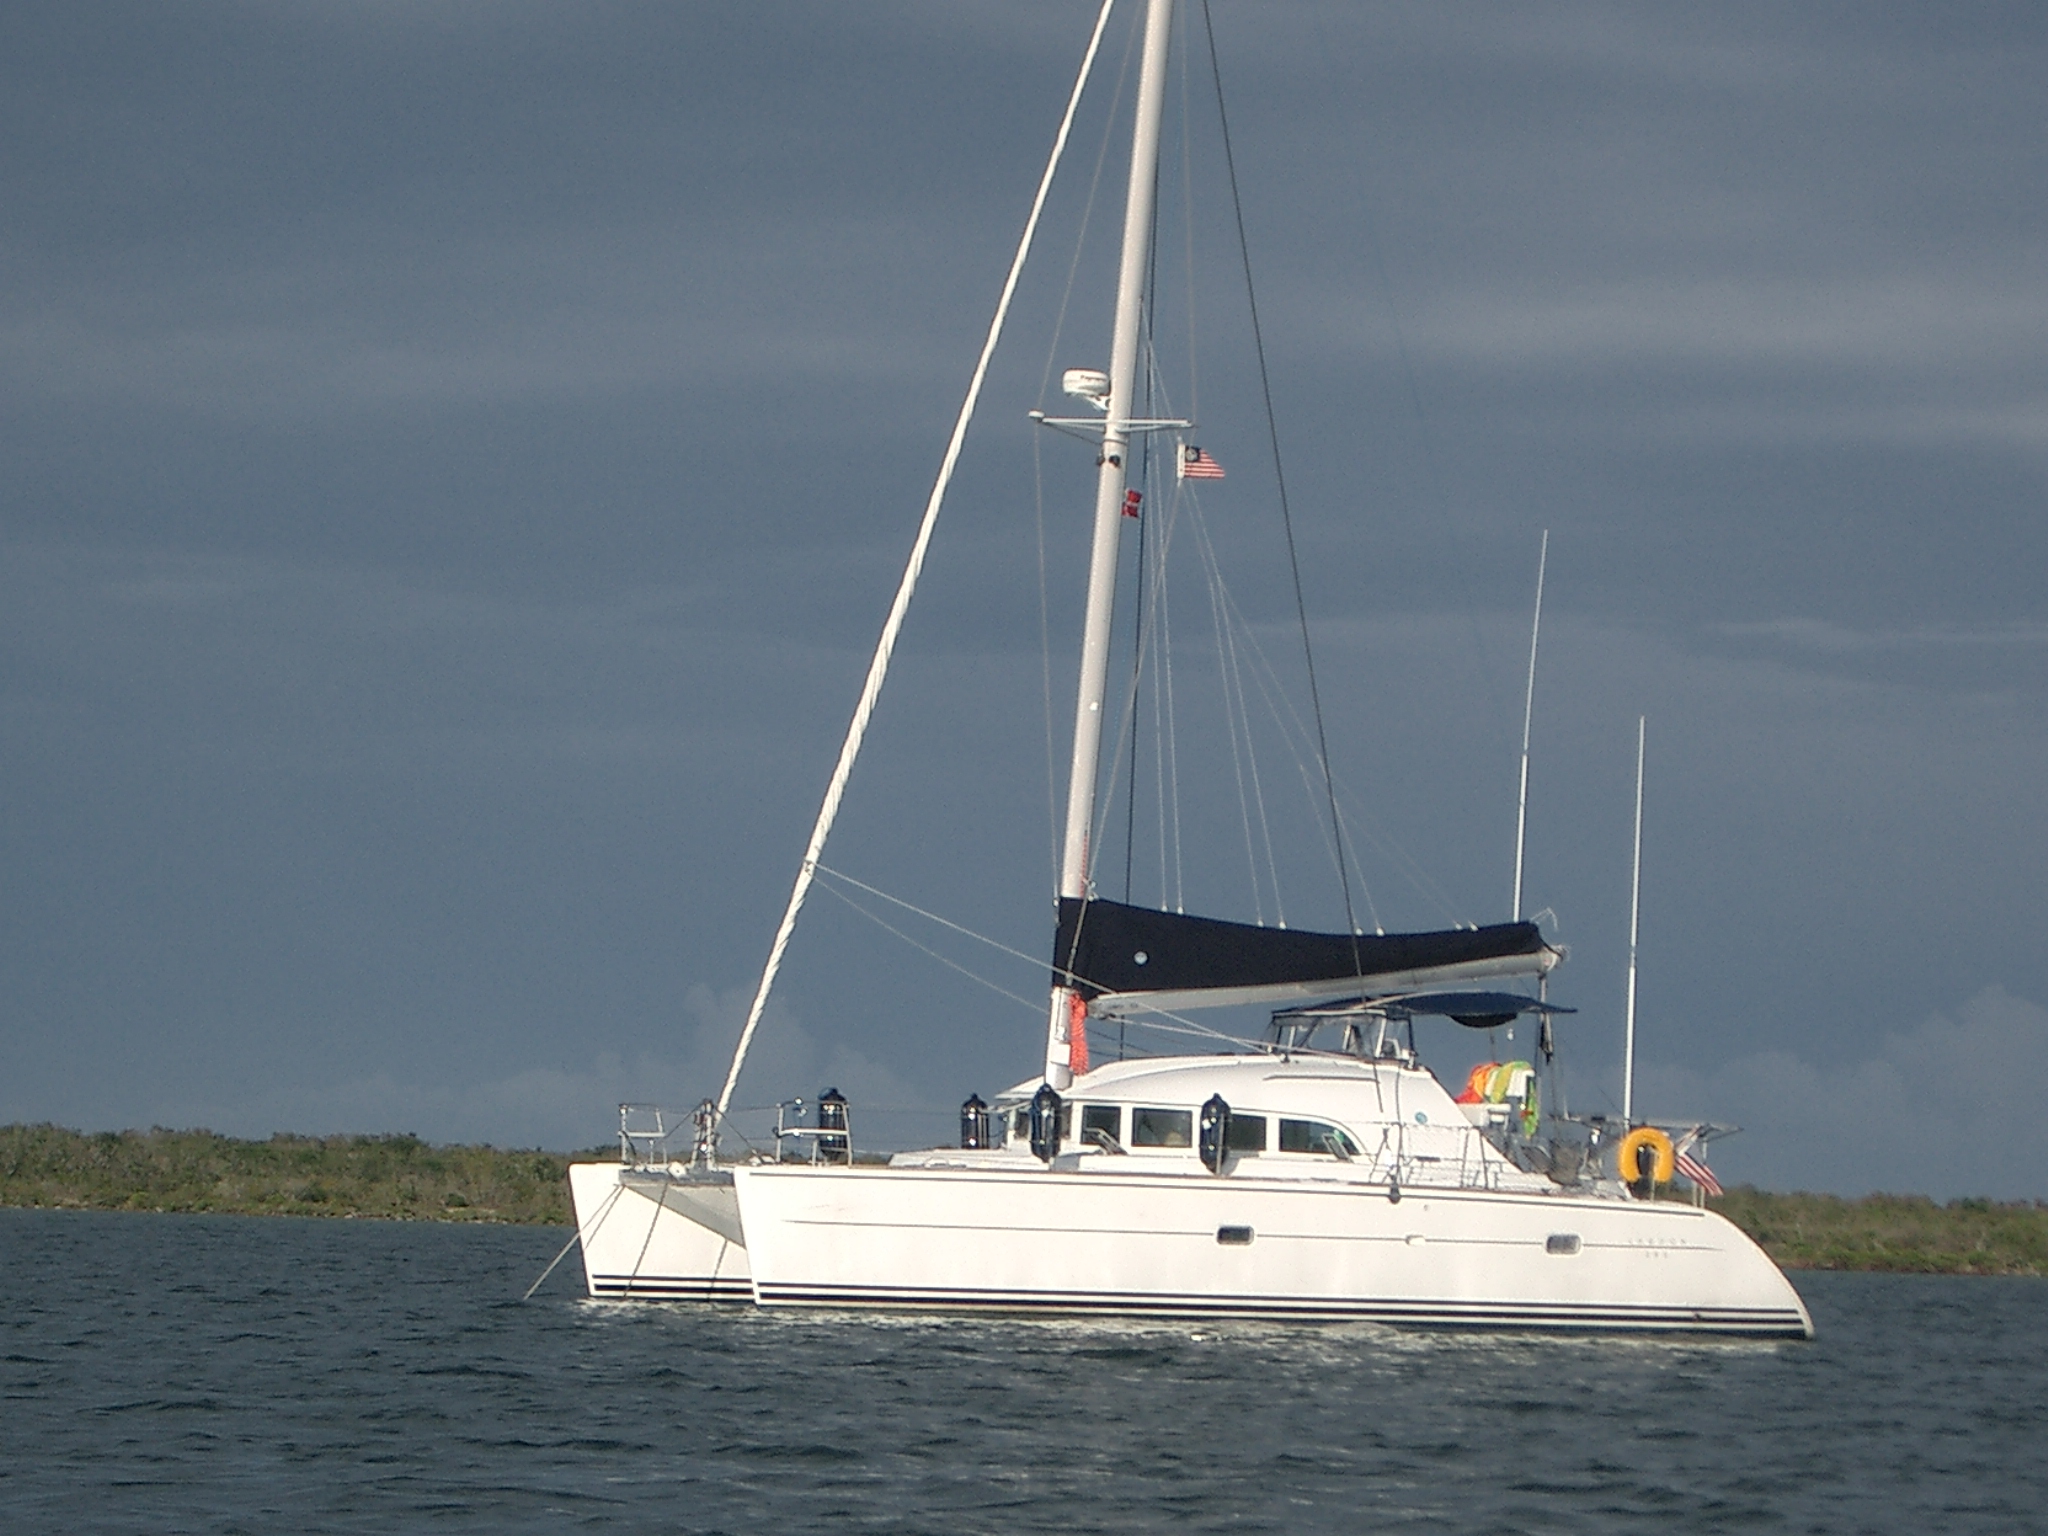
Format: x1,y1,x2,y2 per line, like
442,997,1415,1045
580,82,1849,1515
1622,714,1645,1126
1511,531,1549,921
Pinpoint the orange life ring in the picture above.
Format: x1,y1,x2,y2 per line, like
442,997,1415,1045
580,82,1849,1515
1617,1125,1674,1187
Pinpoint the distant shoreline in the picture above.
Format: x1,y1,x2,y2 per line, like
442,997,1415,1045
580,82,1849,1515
0,1123,581,1227
4,1124,2042,1275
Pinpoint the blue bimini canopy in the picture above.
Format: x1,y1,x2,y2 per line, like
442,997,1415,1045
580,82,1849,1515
1276,990,1577,1031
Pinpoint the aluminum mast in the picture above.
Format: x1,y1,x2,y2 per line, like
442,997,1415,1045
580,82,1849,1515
1045,0,1176,1088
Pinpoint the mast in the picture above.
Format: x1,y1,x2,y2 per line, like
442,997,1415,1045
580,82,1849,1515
1046,0,1176,1088
1622,714,1645,1126
1511,529,1548,921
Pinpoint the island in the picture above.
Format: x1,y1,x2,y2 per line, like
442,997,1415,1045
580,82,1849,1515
3,1123,2042,1276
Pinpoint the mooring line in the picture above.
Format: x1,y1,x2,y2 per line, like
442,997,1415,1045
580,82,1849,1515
521,1181,621,1302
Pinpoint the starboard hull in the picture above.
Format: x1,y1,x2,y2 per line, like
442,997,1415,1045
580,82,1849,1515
567,1161,751,1301
730,1163,1813,1335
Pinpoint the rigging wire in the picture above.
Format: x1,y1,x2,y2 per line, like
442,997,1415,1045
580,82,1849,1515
1084,252,1461,928
1167,4,1196,918
1124,476,1145,903
809,862,1242,1052
813,863,1053,977
1134,346,1184,915
1189,493,1266,924
1186,497,1284,924
1198,0,1360,946
1082,434,1191,917
1099,365,1462,929
1196,518,1277,921
712,0,1118,1120
1034,6,1140,903
1106,1010,1256,1048
1063,10,1371,938
813,880,1047,1017
1178,8,1201,430
1158,495,1186,912
1149,483,1173,910
1125,171,1166,904
1297,4,1515,768
1031,433,1060,898
1203,564,1466,926
1099,341,1404,934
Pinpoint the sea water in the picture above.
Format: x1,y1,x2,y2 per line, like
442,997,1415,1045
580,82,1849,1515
2,1209,2042,1534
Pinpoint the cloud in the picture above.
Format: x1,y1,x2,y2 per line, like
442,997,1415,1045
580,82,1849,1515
1304,276,2048,375
0,542,857,776
0,215,969,425
1640,986,2048,1199
1716,618,2048,655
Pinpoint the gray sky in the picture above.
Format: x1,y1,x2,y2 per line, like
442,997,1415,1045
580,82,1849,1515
4,2,2043,1197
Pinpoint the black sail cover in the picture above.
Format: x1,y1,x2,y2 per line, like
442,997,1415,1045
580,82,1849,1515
1054,897,1550,1011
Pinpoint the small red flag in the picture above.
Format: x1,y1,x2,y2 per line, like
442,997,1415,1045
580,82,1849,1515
1121,488,1143,519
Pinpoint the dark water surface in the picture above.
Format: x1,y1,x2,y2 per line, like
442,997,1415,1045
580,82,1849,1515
2,1210,2043,1533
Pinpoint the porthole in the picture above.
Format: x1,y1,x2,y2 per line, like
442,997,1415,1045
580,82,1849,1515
1216,1226,1254,1246
1546,1233,1581,1256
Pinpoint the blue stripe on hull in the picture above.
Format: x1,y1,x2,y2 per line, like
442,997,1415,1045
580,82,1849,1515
749,1282,1809,1335
588,1274,752,1302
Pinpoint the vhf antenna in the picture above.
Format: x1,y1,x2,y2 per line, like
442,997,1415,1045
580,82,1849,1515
1511,530,1549,921
1622,714,1646,1125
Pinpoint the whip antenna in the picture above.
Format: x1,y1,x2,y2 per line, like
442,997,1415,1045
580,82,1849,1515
1511,530,1548,921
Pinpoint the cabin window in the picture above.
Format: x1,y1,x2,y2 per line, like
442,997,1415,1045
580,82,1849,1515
1058,1103,1074,1139
1080,1104,1122,1146
1223,1115,1267,1153
1010,1108,1029,1142
1278,1118,1359,1157
1130,1107,1193,1148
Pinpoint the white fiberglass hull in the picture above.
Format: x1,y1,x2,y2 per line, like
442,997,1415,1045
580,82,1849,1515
567,1161,750,1301
730,1163,1812,1335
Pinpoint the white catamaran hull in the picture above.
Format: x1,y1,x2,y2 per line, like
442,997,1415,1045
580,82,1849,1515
730,1163,1812,1334
567,1162,751,1301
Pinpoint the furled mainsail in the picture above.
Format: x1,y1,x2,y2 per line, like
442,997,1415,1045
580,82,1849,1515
1053,898,1554,1014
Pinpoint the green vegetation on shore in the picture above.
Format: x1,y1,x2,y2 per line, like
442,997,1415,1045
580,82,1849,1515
0,1123,599,1225
1708,1186,2045,1276
3,1125,2043,1275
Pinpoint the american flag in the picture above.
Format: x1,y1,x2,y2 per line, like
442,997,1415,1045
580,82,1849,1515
1180,446,1226,480
1674,1147,1722,1197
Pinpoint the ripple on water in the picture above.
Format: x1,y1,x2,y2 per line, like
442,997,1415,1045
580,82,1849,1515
2,1211,2046,1534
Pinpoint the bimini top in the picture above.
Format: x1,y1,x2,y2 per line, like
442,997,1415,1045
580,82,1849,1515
1054,896,1557,1014
1276,990,1578,1031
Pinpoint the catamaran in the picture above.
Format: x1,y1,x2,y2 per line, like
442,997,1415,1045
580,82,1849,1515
566,0,1812,1336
